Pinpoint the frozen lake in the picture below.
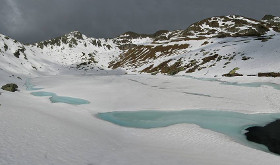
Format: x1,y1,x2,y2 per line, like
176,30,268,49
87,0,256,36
97,110,280,154
3,74,277,165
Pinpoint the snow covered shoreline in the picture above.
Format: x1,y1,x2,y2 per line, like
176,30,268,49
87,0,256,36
1,74,280,164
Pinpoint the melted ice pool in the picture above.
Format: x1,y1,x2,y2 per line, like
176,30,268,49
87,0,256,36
97,110,280,154
31,91,90,105
26,79,90,105
25,78,43,91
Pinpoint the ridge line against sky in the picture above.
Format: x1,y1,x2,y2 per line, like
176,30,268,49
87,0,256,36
0,0,279,43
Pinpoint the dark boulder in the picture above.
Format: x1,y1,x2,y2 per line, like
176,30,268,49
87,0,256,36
245,119,280,155
1,83,18,92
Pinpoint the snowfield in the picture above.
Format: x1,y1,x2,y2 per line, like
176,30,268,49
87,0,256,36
1,74,280,165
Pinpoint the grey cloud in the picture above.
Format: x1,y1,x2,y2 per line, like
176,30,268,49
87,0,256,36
0,0,279,43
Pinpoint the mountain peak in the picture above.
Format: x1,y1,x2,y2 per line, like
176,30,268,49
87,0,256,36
66,31,84,40
261,14,280,23
119,31,149,39
261,15,280,32
35,31,88,49
181,15,269,38
262,15,277,21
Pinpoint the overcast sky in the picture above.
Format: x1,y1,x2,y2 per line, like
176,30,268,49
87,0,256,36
1,0,279,43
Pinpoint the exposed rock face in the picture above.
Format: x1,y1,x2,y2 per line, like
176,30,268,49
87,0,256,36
118,44,137,50
258,72,280,77
1,83,18,92
109,44,189,70
222,67,243,77
245,119,280,155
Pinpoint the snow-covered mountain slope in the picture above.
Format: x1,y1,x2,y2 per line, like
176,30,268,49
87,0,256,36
180,15,271,38
110,32,280,77
33,31,121,69
0,31,123,84
109,15,280,77
0,34,60,85
1,14,280,84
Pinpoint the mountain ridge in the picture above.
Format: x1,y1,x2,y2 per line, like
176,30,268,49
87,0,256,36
1,14,280,85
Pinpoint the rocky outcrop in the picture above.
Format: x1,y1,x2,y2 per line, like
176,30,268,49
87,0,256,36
222,67,243,77
258,72,280,77
118,44,137,50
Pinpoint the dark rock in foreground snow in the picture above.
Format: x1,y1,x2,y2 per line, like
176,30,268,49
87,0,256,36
245,119,280,155
1,83,18,92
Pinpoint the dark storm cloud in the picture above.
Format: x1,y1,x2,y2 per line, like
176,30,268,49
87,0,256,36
1,0,279,43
